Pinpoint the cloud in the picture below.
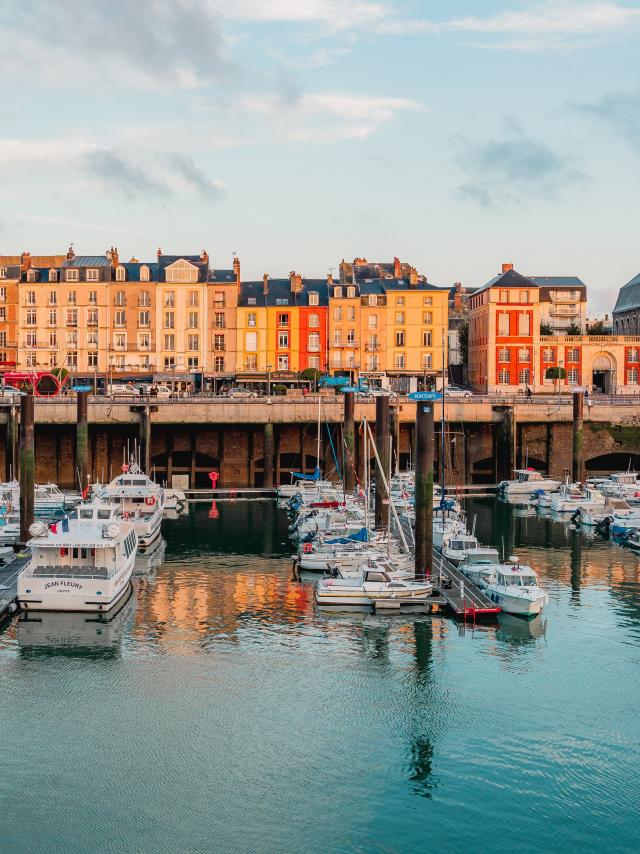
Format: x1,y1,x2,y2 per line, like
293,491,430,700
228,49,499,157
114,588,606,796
0,0,230,87
84,150,170,198
575,90,640,152
168,153,225,200
453,126,588,207
212,0,389,31
0,138,102,166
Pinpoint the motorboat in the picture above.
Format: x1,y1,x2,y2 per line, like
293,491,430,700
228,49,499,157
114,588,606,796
315,559,432,608
459,548,501,589
531,489,553,509
433,515,466,549
93,462,164,550
551,483,606,514
0,480,72,515
484,558,547,617
599,470,640,499
440,532,480,564
17,504,137,613
575,497,631,527
163,488,187,513
498,469,561,496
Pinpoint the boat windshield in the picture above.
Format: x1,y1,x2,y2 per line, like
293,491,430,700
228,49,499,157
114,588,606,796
468,553,499,565
499,572,538,586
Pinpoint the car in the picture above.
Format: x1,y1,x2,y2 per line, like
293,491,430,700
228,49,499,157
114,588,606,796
444,385,473,398
361,388,397,398
107,383,139,397
222,387,259,399
1,385,26,397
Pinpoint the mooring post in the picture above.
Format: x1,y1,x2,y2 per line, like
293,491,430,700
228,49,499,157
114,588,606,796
415,400,434,580
76,389,89,492
19,393,35,544
6,399,19,481
572,391,585,484
263,421,274,488
343,392,355,494
496,406,515,483
138,402,151,474
389,402,400,475
374,395,390,529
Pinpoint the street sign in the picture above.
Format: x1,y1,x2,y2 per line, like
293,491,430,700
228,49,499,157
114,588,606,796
71,385,93,392
409,391,443,401
340,386,360,393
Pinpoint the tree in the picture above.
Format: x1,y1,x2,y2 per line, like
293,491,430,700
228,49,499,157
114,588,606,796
565,322,582,336
540,321,553,336
458,322,468,365
273,384,287,396
587,320,611,335
545,367,566,380
300,367,321,391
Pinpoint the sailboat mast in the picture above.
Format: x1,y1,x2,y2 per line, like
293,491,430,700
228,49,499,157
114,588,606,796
441,329,446,489
316,393,321,470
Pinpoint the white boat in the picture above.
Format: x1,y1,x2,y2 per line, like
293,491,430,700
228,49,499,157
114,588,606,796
0,480,70,515
433,515,466,549
17,505,137,613
441,532,480,564
163,488,186,512
599,471,640,499
459,548,501,589
576,497,631,527
93,463,163,550
498,469,561,496
315,560,432,608
550,483,586,513
484,558,547,617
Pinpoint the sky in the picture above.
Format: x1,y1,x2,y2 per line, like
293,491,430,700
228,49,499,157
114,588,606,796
1,0,639,312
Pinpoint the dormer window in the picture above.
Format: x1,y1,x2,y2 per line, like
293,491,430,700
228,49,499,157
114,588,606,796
0,267,6,278
368,295,377,307
333,286,341,298
86,268,99,281
66,269,79,282
347,286,356,298
49,269,58,282
116,266,126,282
140,265,150,282
27,270,37,283
308,292,319,306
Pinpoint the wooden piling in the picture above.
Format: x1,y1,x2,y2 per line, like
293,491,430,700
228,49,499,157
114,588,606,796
389,403,400,476
19,393,35,544
415,400,434,580
343,392,355,494
374,395,390,529
139,403,151,474
76,390,89,491
6,399,19,481
572,391,585,484
263,422,275,488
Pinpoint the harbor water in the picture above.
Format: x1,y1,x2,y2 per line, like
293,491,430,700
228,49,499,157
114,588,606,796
1,499,639,853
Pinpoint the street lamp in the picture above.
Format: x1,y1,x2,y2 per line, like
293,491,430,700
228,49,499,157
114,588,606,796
267,363,272,399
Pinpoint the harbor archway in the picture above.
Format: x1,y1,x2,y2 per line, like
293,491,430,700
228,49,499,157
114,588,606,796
591,353,616,394
151,451,220,488
585,452,640,473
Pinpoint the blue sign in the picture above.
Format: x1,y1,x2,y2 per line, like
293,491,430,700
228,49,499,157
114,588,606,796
71,385,93,393
340,386,360,393
319,375,350,387
409,391,443,401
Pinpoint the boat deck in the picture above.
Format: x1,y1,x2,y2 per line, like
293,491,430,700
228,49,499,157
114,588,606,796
432,551,500,620
0,551,29,622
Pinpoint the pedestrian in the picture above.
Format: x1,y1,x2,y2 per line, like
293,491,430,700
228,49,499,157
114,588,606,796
526,386,532,401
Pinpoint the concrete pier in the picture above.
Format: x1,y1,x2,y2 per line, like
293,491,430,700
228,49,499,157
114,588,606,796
572,392,585,484
19,393,35,543
414,400,434,580
343,392,355,494
76,390,89,491
374,396,390,530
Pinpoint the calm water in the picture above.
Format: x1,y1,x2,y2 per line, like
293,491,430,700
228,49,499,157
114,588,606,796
1,499,639,853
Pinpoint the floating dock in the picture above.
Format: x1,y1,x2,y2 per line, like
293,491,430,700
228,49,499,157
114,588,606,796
432,551,500,621
184,487,277,502
0,552,29,623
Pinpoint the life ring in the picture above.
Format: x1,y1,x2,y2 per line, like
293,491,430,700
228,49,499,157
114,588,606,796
59,547,68,557
303,543,313,553
145,495,156,506
121,464,129,473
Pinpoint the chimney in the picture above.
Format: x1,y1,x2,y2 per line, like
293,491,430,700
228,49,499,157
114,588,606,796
201,249,209,265
233,255,241,290
454,282,462,311
21,251,32,271
263,273,269,296
157,247,163,259
327,273,334,287
502,262,514,274
289,270,302,293
66,244,75,260
393,256,402,278
408,266,418,287
110,246,119,267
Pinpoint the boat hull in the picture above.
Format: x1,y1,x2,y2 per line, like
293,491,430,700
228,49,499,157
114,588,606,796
18,560,134,614
485,589,545,616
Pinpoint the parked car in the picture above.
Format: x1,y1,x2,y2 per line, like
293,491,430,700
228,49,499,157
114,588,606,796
107,383,139,397
1,385,26,397
222,387,259,399
444,385,473,398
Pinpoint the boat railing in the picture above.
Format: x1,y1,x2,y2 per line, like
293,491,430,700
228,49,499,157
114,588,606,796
32,566,110,579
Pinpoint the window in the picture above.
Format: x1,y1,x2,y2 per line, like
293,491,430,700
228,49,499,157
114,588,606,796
518,348,530,363
628,349,639,363
309,356,320,369
246,354,257,370
139,291,150,307
518,313,530,336
422,331,432,347
333,286,342,298
188,356,199,369
247,297,256,306
214,356,225,372
567,368,579,384
368,295,377,307
188,311,199,329
500,290,509,303
347,286,356,298
166,265,197,284
26,309,37,325
368,314,377,329
48,351,56,367
396,296,405,306
331,352,341,367
423,296,432,306
68,291,76,304
277,354,289,370
115,266,125,282
395,331,405,346
519,290,529,303
164,357,175,369
26,331,37,347
247,312,256,327
214,312,225,328
246,332,257,352
164,311,174,328
518,369,531,384
423,312,432,324
346,329,355,345
498,369,510,384
88,290,97,305
67,351,77,369
48,309,57,326
395,311,405,323
0,268,6,279
27,291,36,304
87,331,98,345
347,306,355,321
333,330,343,346
422,352,433,369
164,334,175,351
368,335,378,351
26,352,36,367
86,268,99,281
0,287,5,301
27,270,37,283
138,333,150,350
278,331,289,349
309,292,319,306
114,333,126,350
498,348,510,362
394,353,406,369
140,265,150,282
188,334,199,351
367,355,378,371
88,352,98,368
498,313,509,336
114,290,126,306
138,311,150,327
214,291,225,307
66,269,79,282
49,270,58,283
49,331,57,347
87,308,98,327
0,332,5,346
164,291,175,307
628,368,639,384
214,334,225,351
542,348,555,361
567,348,580,362
333,306,342,321
188,291,199,308
278,313,289,328
308,313,319,328
114,310,125,327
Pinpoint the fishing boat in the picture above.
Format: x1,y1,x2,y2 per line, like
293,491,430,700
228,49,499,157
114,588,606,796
93,461,164,550
484,558,547,617
315,559,432,608
498,469,561,496
17,504,137,613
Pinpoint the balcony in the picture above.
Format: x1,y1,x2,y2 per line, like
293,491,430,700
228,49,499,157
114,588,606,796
549,307,579,317
113,298,127,307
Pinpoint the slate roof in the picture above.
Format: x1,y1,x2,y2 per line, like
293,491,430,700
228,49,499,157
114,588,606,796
613,273,640,314
62,256,112,267
209,269,236,283
0,264,21,278
239,279,329,307
475,269,538,295
121,262,160,282
528,276,586,288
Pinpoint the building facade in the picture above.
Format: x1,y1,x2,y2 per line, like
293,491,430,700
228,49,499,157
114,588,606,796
613,272,640,334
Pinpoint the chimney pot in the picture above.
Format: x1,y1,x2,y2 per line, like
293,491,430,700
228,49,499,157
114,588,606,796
502,262,514,274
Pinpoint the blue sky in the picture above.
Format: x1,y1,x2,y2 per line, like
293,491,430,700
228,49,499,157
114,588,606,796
1,0,639,311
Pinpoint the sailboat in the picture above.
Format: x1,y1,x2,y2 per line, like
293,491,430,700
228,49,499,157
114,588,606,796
277,395,335,500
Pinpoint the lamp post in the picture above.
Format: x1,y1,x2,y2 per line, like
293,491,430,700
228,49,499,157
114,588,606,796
558,358,564,405
267,363,272,400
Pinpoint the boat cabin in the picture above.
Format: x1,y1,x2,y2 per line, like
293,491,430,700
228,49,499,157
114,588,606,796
513,470,546,484
496,565,538,587
463,548,500,566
